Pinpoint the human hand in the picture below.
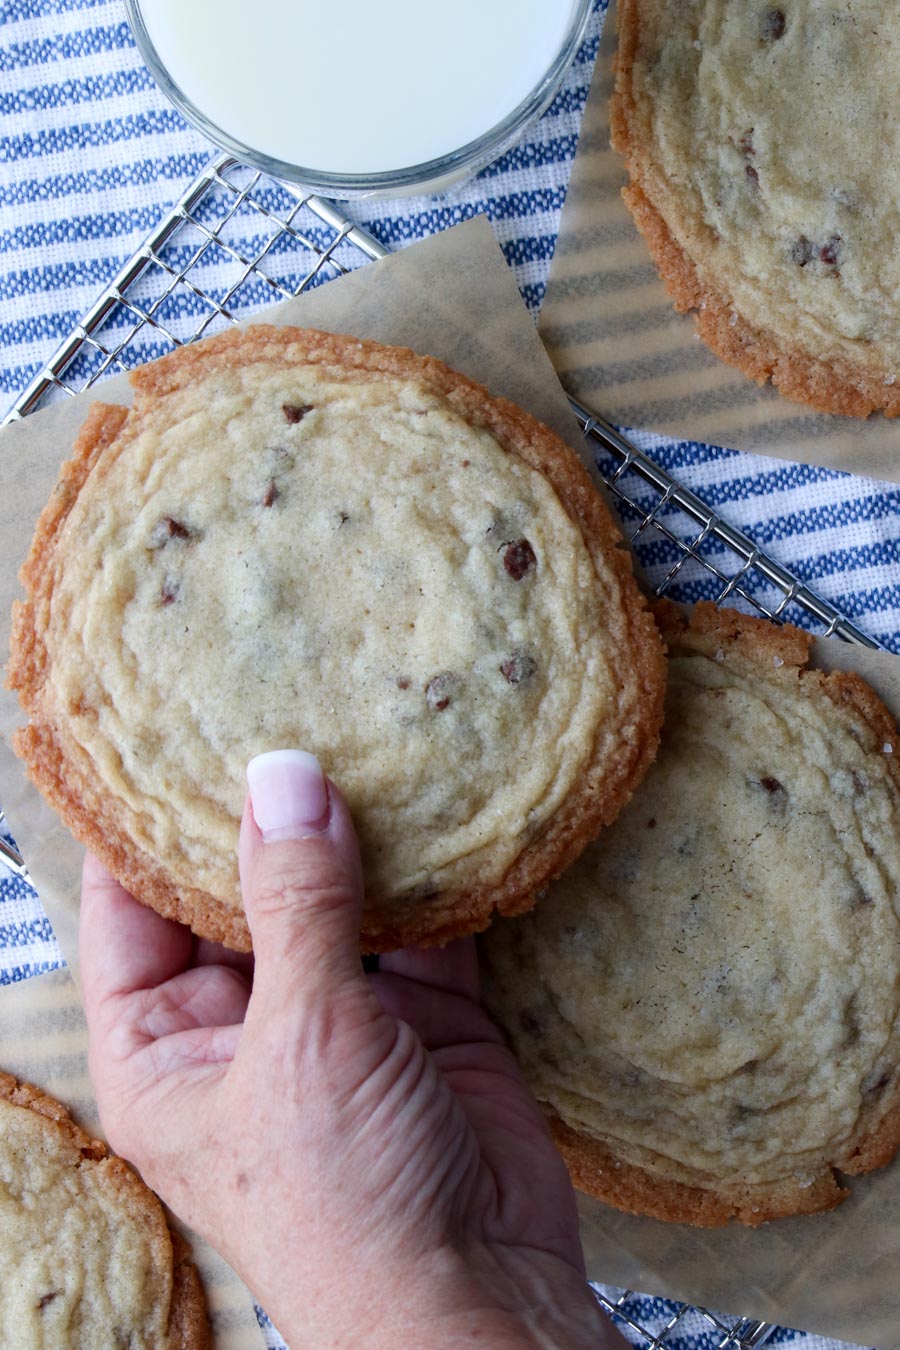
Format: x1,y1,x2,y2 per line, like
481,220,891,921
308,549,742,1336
80,750,624,1349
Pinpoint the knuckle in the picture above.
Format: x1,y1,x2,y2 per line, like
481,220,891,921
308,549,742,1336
251,851,356,921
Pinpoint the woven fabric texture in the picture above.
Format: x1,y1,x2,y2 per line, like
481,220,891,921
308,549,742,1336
0,4,888,1348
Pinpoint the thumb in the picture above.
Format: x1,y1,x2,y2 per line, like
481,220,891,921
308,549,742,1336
239,750,365,1002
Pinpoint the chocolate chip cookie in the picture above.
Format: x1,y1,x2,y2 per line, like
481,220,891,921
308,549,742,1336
0,1071,208,1347
480,603,900,1225
9,326,665,951
611,1,900,417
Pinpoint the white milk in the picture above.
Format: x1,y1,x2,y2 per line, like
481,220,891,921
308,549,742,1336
138,0,577,176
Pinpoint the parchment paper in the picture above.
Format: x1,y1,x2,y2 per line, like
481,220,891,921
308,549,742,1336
2,214,900,1344
0,968,265,1347
540,1,900,485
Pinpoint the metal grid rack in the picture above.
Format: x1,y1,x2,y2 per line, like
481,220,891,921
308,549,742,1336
594,1290,777,1350
2,157,880,657
569,399,879,649
1,150,872,1350
5,155,385,420
0,816,24,881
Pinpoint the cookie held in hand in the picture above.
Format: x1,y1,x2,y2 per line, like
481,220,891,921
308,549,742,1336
0,1071,208,1347
9,325,665,952
481,603,900,1225
611,0,900,417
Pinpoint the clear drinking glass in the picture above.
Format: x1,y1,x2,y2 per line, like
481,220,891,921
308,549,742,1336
124,0,594,197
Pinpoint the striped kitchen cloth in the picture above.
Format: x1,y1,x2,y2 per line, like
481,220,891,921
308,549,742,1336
0,3,889,1349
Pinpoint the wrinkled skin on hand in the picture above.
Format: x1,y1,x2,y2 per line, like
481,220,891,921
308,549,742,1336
80,773,624,1349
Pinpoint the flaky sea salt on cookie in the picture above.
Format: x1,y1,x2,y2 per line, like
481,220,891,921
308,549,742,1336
480,603,900,1226
0,1072,208,1348
611,1,900,418
8,325,665,952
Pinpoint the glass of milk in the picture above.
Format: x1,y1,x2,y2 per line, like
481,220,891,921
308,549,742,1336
125,0,592,197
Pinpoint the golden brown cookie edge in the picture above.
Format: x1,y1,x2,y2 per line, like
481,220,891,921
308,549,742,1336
657,600,900,798
548,1110,849,1228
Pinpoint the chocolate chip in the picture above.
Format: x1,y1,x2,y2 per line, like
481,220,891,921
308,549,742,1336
843,1015,861,1048
38,1292,59,1311
787,233,843,270
791,235,815,266
819,235,842,267
762,8,786,39
425,673,454,711
150,516,193,549
501,538,536,580
646,817,657,829
408,881,440,901
396,676,411,691
500,651,537,685
745,163,760,187
261,480,279,508
160,577,180,607
863,1071,891,1099
282,402,313,424
735,129,755,156
854,888,875,908
749,775,787,812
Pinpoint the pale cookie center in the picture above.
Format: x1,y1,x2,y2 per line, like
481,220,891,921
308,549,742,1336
47,368,614,909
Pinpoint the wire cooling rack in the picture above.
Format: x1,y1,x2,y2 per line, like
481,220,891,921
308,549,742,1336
1,150,873,1350
2,156,880,654
5,155,385,420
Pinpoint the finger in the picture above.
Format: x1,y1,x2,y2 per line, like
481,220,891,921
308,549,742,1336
134,965,251,1043
80,854,194,1034
238,750,365,1004
80,856,229,1160
369,971,503,1052
378,937,480,1001
194,939,255,982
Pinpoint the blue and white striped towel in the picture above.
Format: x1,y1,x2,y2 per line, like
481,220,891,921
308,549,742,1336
0,3,889,1348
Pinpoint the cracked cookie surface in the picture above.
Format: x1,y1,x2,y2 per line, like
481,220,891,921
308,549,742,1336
480,603,900,1225
611,1,900,417
0,1072,207,1348
9,325,665,952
